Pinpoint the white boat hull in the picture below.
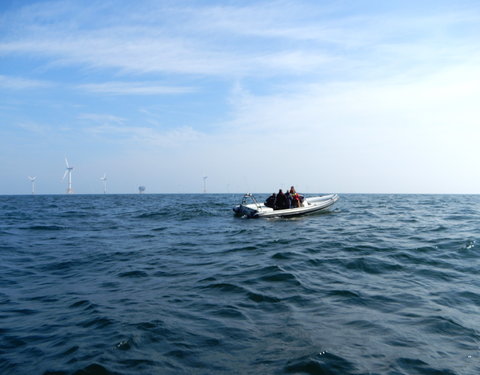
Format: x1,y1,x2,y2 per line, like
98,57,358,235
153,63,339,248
233,194,339,218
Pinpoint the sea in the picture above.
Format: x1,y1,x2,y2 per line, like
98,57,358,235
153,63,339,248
0,193,479,375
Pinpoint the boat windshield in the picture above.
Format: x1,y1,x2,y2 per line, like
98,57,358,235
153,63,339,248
240,193,261,208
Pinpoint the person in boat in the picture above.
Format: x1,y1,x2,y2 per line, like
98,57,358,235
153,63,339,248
284,190,292,208
289,186,303,207
264,193,276,209
275,189,289,210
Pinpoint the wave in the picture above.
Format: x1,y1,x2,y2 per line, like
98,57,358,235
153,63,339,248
284,352,356,375
135,211,169,219
117,270,149,278
22,225,66,231
42,363,115,375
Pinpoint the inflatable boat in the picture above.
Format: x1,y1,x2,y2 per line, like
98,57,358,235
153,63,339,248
233,193,339,218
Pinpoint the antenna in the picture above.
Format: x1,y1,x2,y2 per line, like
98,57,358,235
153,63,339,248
203,176,208,193
62,158,74,194
100,173,107,194
28,176,37,194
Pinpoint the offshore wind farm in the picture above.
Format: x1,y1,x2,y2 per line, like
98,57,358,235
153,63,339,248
25,158,213,194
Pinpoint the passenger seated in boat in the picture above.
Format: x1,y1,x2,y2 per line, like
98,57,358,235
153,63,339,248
264,193,276,209
275,189,289,210
289,186,303,207
284,190,292,208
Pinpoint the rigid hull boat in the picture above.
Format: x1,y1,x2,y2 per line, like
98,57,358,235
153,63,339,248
233,193,339,218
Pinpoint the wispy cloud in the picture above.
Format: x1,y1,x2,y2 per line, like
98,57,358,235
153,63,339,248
0,75,51,89
85,123,204,148
226,61,480,134
2,1,478,80
77,81,195,95
16,121,52,134
78,113,126,124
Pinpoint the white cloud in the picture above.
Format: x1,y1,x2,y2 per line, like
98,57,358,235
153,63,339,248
77,81,195,95
0,75,51,89
1,1,479,81
78,113,127,124
16,121,52,134
207,62,480,193
85,123,204,148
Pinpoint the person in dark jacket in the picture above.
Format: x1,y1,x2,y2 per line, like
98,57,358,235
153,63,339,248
284,190,292,208
275,189,288,210
264,193,276,208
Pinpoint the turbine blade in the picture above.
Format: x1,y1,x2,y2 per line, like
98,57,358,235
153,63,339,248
62,170,68,180
65,158,69,168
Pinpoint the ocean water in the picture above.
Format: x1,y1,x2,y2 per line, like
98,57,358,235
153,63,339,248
0,193,479,375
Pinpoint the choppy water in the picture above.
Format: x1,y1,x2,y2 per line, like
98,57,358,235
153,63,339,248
0,194,479,375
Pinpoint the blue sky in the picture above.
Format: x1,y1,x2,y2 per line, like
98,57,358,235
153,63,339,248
1,0,479,194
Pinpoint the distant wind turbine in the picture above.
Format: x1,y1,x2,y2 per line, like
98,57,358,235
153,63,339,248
62,158,74,194
28,176,36,194
100,173,107,194
203,176,208,193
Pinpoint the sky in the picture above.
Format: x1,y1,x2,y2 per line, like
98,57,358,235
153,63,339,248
1,0,479,194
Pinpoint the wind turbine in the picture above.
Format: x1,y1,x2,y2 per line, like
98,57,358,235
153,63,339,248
62,158,74,194
28,176,36,194
100,173,107,194
203,176,208,193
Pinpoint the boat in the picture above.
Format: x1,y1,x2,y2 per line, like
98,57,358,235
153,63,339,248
233,193,339,218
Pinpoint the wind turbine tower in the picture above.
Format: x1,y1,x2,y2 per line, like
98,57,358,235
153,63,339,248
28,176,37,194
100,173,107,194
62,158,74,194
203,176,208,193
